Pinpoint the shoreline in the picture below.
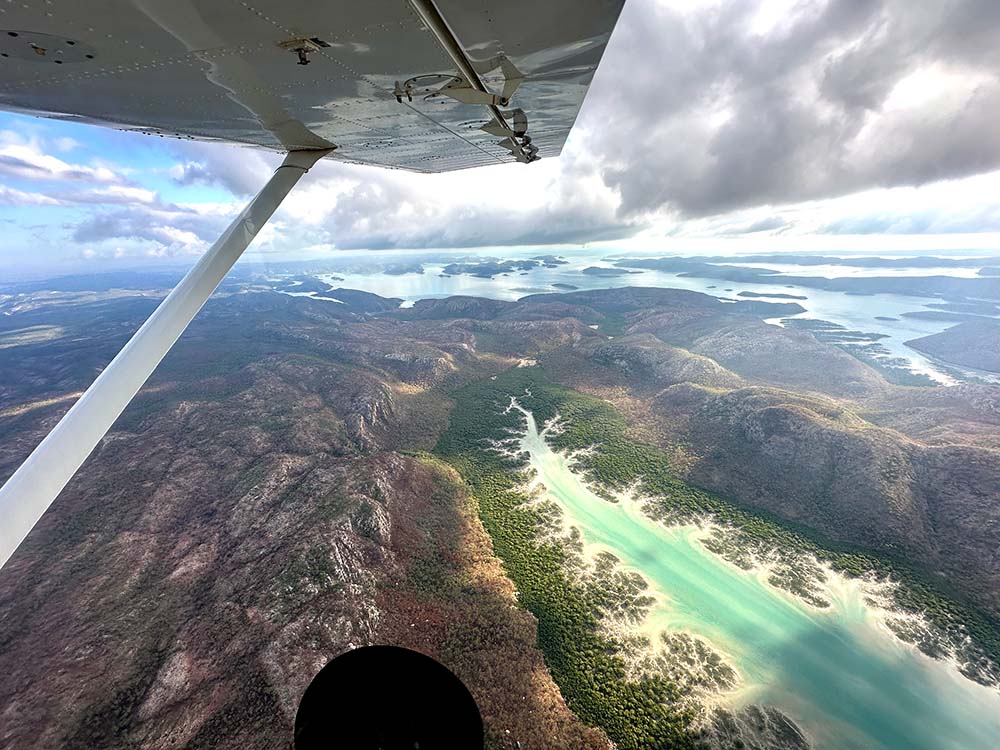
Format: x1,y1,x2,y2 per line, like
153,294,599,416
510,399,1000,705
437,368,1000,749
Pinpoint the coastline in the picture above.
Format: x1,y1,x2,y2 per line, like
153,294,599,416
435,365,1000,749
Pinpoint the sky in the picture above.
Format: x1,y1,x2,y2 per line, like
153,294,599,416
4,0,1000,277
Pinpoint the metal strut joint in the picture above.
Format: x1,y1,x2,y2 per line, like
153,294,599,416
405,0,538,163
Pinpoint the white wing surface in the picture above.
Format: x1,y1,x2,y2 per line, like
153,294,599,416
0,0,624,171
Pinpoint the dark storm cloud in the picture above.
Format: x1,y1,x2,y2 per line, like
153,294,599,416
583,0,1000,219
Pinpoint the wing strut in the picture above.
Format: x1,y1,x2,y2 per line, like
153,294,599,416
0,148,332,570
406,0,538,162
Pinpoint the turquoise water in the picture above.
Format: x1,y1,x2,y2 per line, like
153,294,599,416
516,405,1000,750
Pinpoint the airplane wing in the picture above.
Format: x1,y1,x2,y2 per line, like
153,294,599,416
0,0,624,171
0,0,627,570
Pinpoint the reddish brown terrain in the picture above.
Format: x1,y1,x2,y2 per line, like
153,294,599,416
0,290,604,750
1,281,998,748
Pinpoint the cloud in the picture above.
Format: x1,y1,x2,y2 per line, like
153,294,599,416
819,199,1000,236
169,161,216,187
0,185,66,207
167,141,278,197
53,137,80,152
582,0,1000,218
261,136,635,250
11,0,1000,264
270,0,1000,248
0,181,173,210
71,203,232,255
0,132,125,184
61,185,162,206
728,216,789,235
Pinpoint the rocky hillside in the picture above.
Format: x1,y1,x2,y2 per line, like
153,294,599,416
906,319,1000,374
489,289,1000,619
2,281,998,747
0,291,605,750
647,383,1000,613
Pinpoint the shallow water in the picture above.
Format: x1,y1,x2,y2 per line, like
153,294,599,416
516,405,1000,750
264,247,1000,384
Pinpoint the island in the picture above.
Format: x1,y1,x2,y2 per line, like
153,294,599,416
737,291,807,300
906,319,1000,373
581,266,638,277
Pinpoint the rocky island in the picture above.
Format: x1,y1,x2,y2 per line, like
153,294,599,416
906,319,1000,374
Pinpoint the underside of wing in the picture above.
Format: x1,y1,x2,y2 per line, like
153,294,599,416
0,0,624,172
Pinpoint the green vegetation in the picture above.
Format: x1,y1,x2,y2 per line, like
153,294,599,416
379,455,612,749
272,543,345,618
185,668,286,750
436,370,698,749
63,633,172,749
436,366,1000,745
